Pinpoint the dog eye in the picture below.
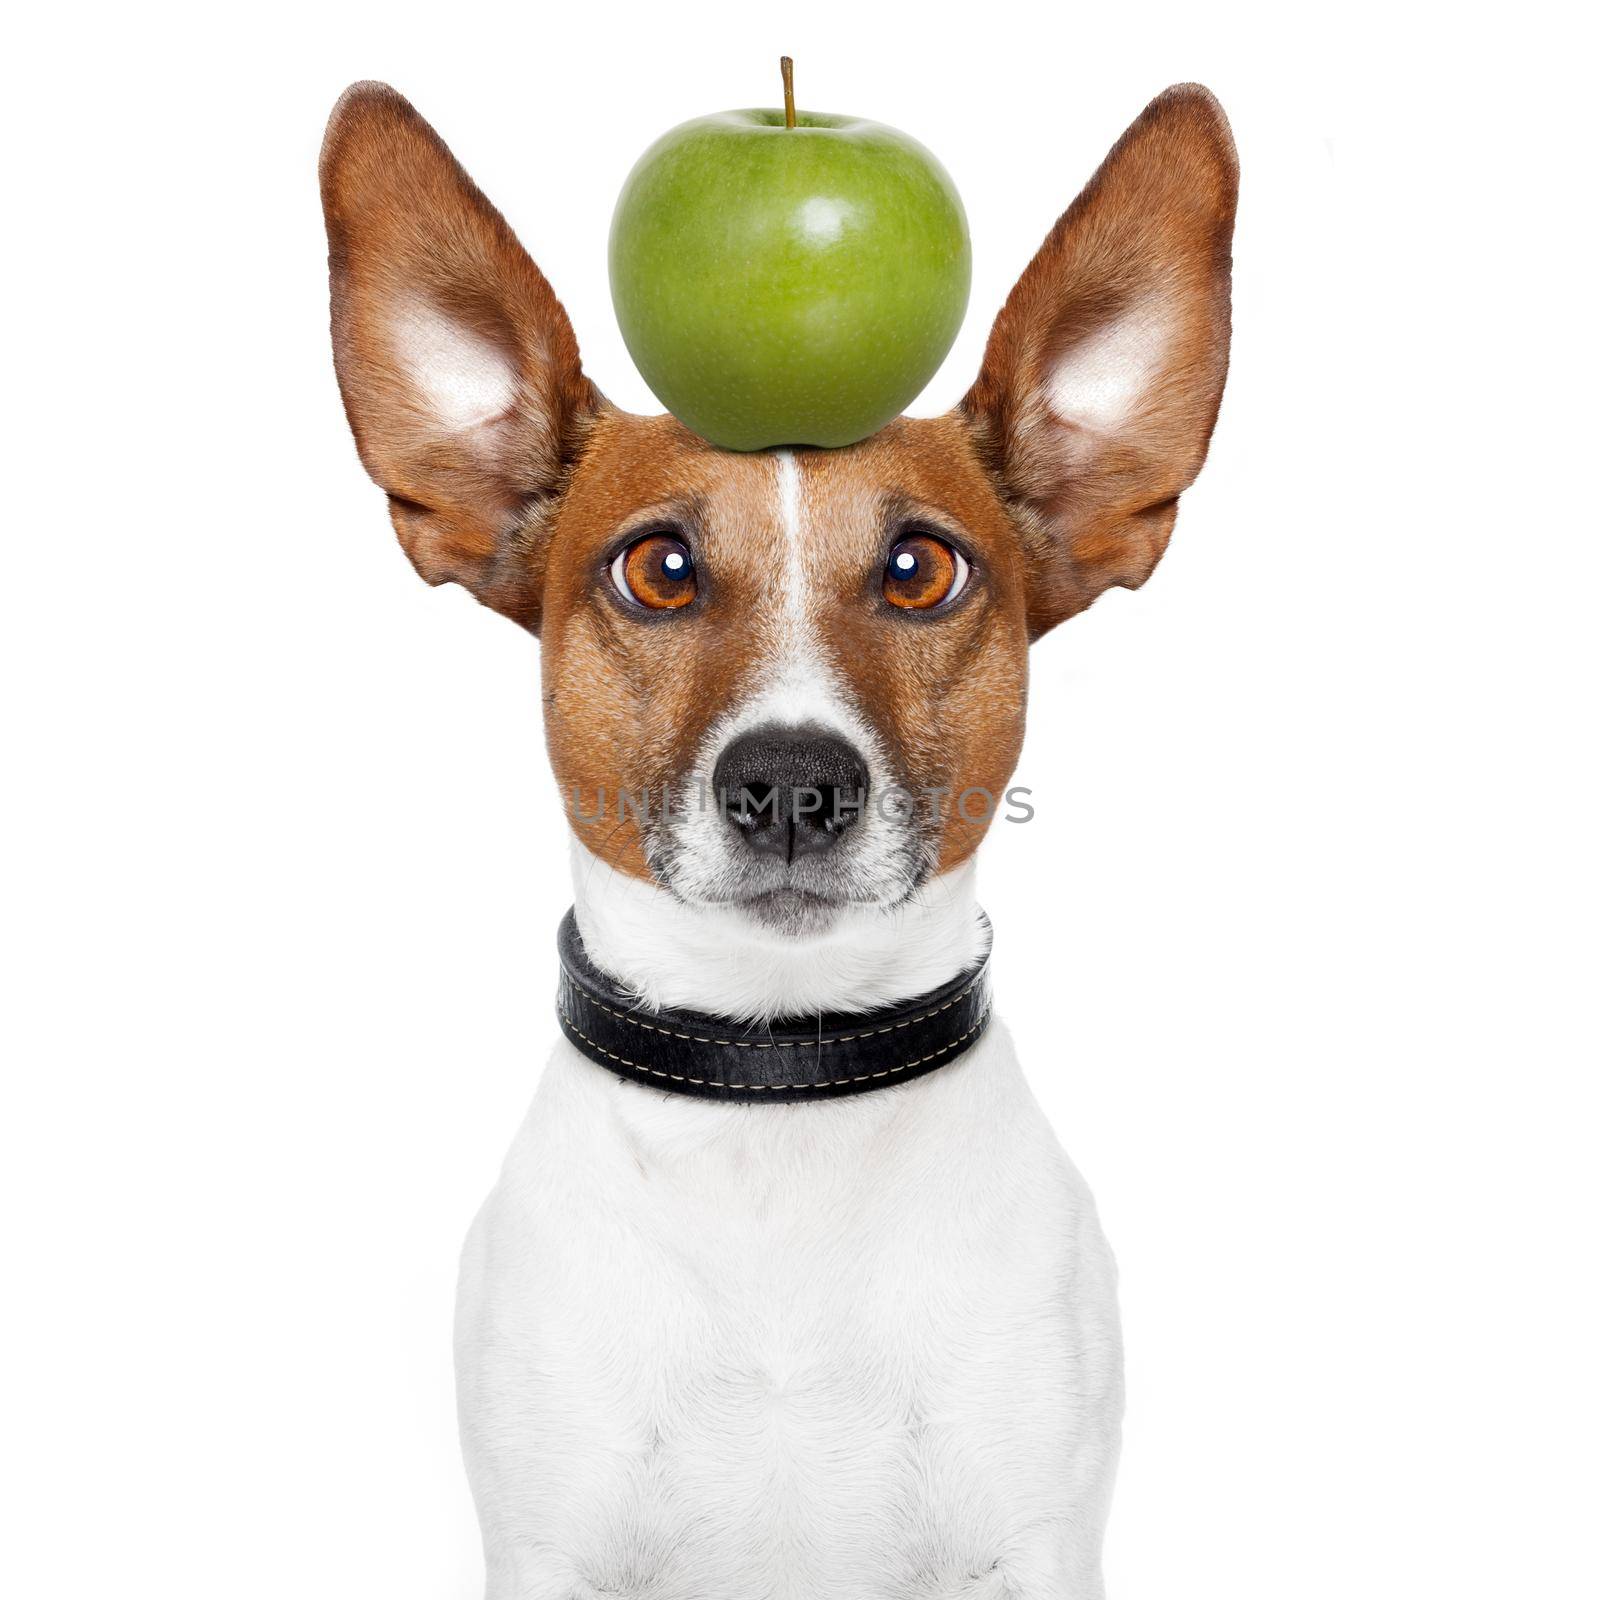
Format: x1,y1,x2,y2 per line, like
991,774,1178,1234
883,533,968,611
611,534,697,610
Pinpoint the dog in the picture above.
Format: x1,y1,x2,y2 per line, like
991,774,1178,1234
321,78,1235,1600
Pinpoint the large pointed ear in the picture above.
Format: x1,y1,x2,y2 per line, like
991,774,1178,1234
319,83,603,630
960,85,1237,637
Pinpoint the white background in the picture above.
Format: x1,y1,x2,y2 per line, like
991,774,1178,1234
3,1,1595,1595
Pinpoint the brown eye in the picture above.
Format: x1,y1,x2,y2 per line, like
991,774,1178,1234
611,533,697,610
883,533,969,611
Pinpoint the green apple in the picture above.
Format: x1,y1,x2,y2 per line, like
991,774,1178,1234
609,91,970,452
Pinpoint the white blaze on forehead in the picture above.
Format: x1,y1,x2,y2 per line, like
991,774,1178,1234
391,298,517,432
1047,293,1175,433
751,447,838,724
774,448,808,635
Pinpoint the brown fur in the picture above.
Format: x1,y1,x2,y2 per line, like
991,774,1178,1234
320,82,601,629
962,84,1238,636
320,82,1236,884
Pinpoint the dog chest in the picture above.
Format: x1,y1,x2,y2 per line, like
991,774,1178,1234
455,1030,1122,1598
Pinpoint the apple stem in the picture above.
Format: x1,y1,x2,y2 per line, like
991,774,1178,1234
781,56,796,128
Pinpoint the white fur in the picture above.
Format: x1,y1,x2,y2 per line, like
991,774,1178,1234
456,867,1123,1600
392,297,516,432
570,841,988,1021
1047,295,1173,433
453,455,1124,1598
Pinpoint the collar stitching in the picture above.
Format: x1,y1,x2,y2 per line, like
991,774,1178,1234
559,1004,993,1092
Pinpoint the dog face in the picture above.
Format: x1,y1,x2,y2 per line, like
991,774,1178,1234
529,412,1033,929
321,82,1236,933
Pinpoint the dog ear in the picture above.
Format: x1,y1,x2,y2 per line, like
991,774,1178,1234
320,82,603,630
960,85,1237,637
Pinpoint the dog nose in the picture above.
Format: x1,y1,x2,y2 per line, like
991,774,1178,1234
712,726,869,860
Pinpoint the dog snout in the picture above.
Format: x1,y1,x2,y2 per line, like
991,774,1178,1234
713,725,870,861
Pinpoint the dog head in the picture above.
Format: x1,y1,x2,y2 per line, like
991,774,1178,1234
321,82,1236,935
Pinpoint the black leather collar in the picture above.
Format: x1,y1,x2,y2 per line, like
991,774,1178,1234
556,908,993,1103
